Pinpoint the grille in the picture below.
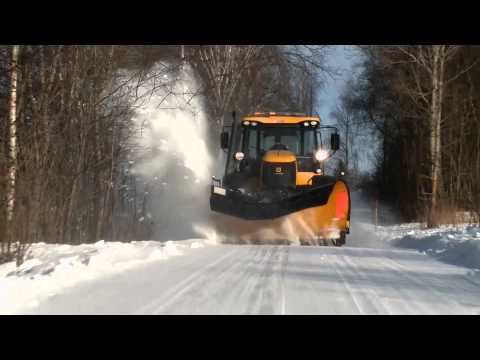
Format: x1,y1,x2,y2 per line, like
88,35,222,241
262,162,296,189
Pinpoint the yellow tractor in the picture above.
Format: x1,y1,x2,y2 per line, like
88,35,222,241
210,112,350,246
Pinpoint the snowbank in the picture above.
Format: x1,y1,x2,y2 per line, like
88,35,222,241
0,238,217,315
376,223,480,270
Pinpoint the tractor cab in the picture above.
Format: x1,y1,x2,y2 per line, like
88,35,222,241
220,112,340,192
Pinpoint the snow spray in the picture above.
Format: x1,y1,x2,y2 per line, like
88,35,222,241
130,63,217,241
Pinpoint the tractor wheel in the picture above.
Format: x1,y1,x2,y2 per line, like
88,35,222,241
335,232,346,247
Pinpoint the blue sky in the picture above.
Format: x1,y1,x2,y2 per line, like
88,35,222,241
316,45,359,125
316,46,375,172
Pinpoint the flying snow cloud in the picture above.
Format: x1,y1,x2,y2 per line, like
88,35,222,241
130,63,216,240
132,64,212,183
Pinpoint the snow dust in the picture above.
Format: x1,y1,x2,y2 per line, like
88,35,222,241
130,63,219,241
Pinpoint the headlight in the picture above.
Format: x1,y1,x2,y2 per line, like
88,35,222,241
243,121,250,126
304,122,310,127
235,152,245,161
315,149,329,162
311,121,318,126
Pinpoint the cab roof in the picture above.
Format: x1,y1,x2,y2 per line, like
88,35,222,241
243,112,321,125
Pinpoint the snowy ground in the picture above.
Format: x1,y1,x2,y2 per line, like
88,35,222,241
1,193,480,315
377,223,480,270
0,239,214,315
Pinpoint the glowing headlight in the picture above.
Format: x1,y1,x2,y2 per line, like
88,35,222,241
315,149,329,162
316,169,322,174
235,152,245,161
243,121,250,126
311,121,318,126
304,122,310,127
251,122,258,127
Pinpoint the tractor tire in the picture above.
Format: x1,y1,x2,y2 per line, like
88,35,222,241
335,232,347,247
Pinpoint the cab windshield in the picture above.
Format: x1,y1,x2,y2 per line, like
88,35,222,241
242,125,319,160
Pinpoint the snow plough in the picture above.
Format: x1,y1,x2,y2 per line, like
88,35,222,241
210,112,350,246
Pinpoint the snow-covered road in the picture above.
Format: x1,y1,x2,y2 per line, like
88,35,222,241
21,243,480,315
3,192,480,315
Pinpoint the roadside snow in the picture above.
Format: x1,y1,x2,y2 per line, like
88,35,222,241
0,238,217,315
375,223,480,270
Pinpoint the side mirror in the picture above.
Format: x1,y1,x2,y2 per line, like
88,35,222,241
220,132,229,150
331,133,340,151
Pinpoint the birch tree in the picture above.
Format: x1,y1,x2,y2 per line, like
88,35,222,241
6,45,19,256
389,46,460,226
350,45,480,226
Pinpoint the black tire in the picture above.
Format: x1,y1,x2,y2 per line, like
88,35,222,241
335,232,346,247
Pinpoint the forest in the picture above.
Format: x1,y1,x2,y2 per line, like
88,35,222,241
0,45,330,264
335,46,480,226
1,45,479,265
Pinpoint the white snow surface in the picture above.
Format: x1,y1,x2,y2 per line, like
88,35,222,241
376,223,480,269
2,194,480,315
0,239,215,315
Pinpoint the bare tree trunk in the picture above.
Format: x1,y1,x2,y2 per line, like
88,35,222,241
6,45,19,255
428,45,445,227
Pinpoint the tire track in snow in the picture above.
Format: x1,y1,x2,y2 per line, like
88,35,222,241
280,246,289,315
211,246,270,314
135,247,239,314
339,253,392,314
266,245,289,315
151,245,272,314
336,249,428,315
251,245,288,315
209,245,284,315
218,245,288,315
346,252,428,314
284,248,345,315
380,254,480,314
143,245,284,315
329,251,365,315
375,256,454,314
231,245,290,315
244,246,278,314
168,245,265,314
